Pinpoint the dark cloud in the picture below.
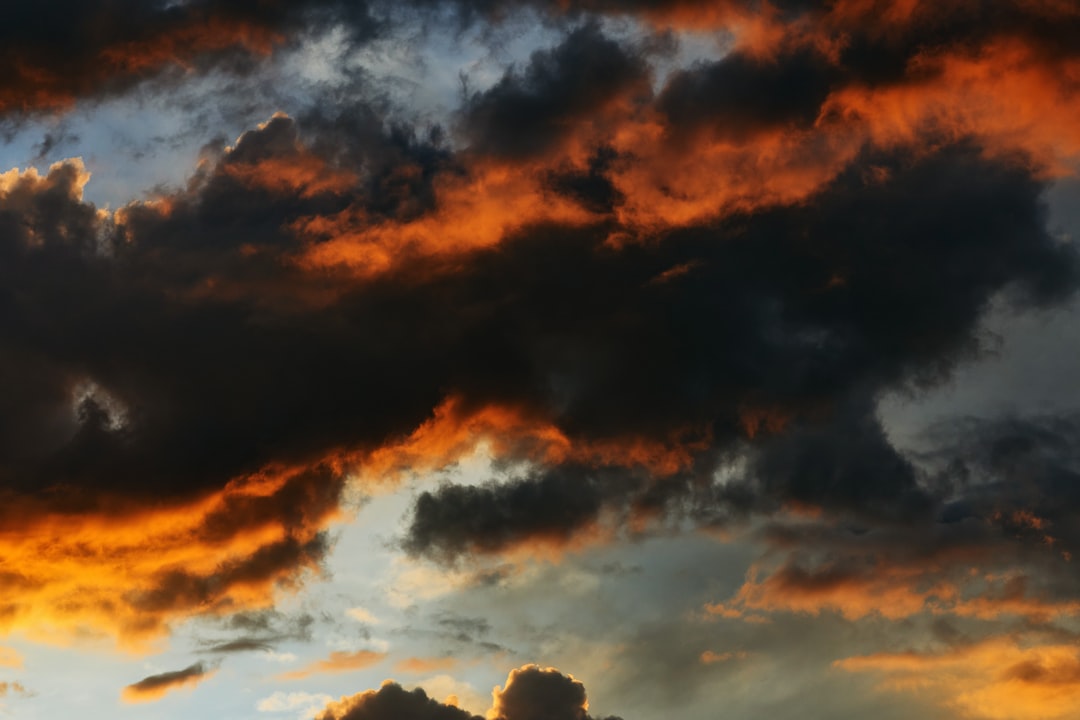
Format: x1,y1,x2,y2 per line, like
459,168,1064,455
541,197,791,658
490,666,623,720
657,47,838,142
203,638,274,654
316,666,620,720
122,662,215,702
0,0,382,118
405,467,616,560
316,682,482,720
399,137,1077,558
0,8,1078,650
926,414,1080,552
459,22,651,159
198,609,317,654
3,99,1076,561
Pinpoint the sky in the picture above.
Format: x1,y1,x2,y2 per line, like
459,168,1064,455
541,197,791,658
1,1,1080,719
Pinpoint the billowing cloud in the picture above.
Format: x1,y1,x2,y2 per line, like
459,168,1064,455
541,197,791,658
489,665,623,720
316,681,482,720
2,10,1080,714
315,665,619,720
121,662,216,703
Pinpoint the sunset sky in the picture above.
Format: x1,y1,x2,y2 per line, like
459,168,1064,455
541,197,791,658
2,1,1080,719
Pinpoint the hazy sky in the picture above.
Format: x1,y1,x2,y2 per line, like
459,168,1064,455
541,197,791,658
2,2,1080,719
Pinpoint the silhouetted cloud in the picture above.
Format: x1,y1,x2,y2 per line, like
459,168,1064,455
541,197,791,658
315,665,621,720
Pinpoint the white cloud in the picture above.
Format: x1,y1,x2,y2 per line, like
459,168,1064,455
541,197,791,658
345,606,380,624
417,674,489,717
263,651,299,664
257,691,335,720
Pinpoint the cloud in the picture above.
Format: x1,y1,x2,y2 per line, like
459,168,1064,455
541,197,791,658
0,682,29,699
346,607,381,625
314,665,620,720
121,662,215,703
459,22,651,161
259,691,336,720
204,638,276,654
200,610,317,655
489,665,623,720
837,636,1080,720
0,0,380,119
404,466,617,561
316,680,482,720
699,650,747,665
278,650,388,681
1,1,1080,662
396,657,459,674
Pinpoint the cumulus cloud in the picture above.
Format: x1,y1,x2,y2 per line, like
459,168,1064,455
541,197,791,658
314,665,620,720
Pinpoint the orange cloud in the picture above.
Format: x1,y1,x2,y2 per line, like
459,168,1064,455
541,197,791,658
710,559,1080,623
293,159,598,277
0,459,345,652
395,657,459,674
277,650,388,681
823,40,1080,175
0,682,29,699
355,396,701,488
700,650,748,664
97,17,280,75
837,636,1080,720
121,662,215,703
0,15,281,116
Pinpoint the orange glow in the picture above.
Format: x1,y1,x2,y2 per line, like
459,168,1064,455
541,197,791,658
98,18,281,74
355,396,700,488
700,650,748,664
711,560,1080,623
739,406,793,440
0,390,702,649
0,460,344,652
276,650,388,681
0,647,22,670
0,18,282,115
222,154,357,199
394,656,459,674
0,159,92,202
838,637,1080,720
822,39,1080,174
294,161,598,276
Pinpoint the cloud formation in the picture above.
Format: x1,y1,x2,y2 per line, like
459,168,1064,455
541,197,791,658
315,665,619,720
2,14,1080,720
838,636,1080,720
278,650,388,681
121,662,216,703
